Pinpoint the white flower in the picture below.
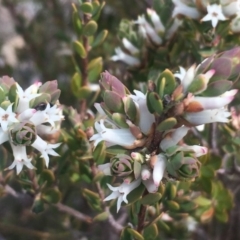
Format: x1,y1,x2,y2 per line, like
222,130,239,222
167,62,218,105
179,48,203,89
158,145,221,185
135,15,163,45
31,136,61,167
152,154,167,186
172,0,201,19
130,90,155,135
184,108,231,125
16,83,41,113
174,66,187,81
201,4,227,28
122,38,139,55
7,144,34,174
166,18,182,39
29,103,63,127
221,0,240,17
146,9,165,33
90,119,145,149
191,89,238,110
111,47,140,66
0,104,18,131
104,178,141,212
160,126,189,152
178,145,208,157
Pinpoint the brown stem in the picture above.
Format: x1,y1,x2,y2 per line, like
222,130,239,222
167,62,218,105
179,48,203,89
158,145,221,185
137,190,148,234
80,1,91,119
55,202,92,223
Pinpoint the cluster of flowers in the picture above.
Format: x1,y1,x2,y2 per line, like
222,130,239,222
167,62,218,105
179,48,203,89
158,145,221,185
0,76,63,174
173,0,240,31
90,49,237,211
111,8,182,67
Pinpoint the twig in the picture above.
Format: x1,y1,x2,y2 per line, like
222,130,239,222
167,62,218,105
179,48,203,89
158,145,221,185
137,189,148,234
54,202,93,223
90,162,124,234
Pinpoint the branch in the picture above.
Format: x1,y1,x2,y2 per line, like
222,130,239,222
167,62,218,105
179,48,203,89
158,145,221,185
54,202,93,224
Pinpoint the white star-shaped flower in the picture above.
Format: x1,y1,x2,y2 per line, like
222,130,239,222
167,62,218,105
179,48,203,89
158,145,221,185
7,144,34,174
0,104,18,131
104,178,141,212
16,83,41,113
201,4,227,28
31,136,61,167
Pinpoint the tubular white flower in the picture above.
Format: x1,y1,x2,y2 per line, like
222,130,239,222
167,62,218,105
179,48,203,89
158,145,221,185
142,177,158,193
147,9,165,33
122,38,139,55
90,119,141,149
172,0,201,19
192,89,238,110
31,136,61,167
16,83,41,113
104,178,141,212
141,165,151,180
166,18,182,39
178,145,208,157
201,4,227,28
221,0,239,17
135,16,162,45
160,126,189,151
111,47,140,66
8,144,34,174
130,90,155,135
185,109,231,125
152,154,167,186
0,104,18,131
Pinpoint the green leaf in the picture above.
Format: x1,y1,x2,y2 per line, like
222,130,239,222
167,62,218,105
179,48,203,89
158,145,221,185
143,224,158,240
87,57,103,82
201,80,232,96
157,117,177,131
82,189,102,212
72,7,82,35
39,169,55,187
193,196,212,207
92,30,108,48
77,86,92,99
32,197,45,214
124,184,145,206
165,200,180,211
157,69,176,95
93,141,106,164
140,193,162,205
71,72,82,97
147,92,163,114
73,40,87,58
0,87,5,104
127,228,144,240
106,146,128,155
93,212,109,222
120,227,133,240
80,2,93,14
42,188,61,204
92,1,105,21
83,20,98,36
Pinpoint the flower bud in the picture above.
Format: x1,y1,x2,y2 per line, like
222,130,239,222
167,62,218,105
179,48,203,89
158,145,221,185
10,121,37,146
